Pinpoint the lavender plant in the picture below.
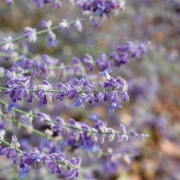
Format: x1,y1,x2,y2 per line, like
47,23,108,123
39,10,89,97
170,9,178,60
0,0,155,179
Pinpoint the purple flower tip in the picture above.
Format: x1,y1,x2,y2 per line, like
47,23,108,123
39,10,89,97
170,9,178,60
8,102,19,112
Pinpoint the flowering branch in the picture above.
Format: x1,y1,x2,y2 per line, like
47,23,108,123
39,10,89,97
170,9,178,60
0,86,122,94
0,68,129,115
0,99,148,148
0,130,81,179
11,118,54,140
0,18,86,49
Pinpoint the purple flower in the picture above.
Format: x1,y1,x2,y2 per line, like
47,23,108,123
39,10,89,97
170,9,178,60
122,90,129,101
0,146,18,159
52,117,64,132
1,36,13,50
35,80,53,104
59,19,69,30
96,53,112,70
40,20,58,48
43,151,81,178
0,121,6,131
74,75,88,86
96,4,106,16
23,148,44,167
56,82,78,101
74,20,82,32
88,114,100,121
13,55,51,78
47,31,58,48
8,101,19,112
19,164,30,179
33,0,44,8
4,76,31,103
65,133,97,152
99,68,112,80
24,27,37,43
6,0,14,6
10,135,20,149
81,54,94,71
37,112,51,121
108,42,147,67
70,97,84,108
52,0,62,10
76,0,125,17
42,54,51,66
109,102,122,116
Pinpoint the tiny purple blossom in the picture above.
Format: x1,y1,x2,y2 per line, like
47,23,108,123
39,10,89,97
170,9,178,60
40,20,58,48
6,0,14,6
99,68,112,80
52,117,64,132
10,135,20,149
24,27,37,43
35,80,53,104
8,101,19,112
81,54,94,71
1,36,13,50
59,19,69,30
40,20,52,28
74,20,82,32
47,31,58,48
4,76,31,103
19,165,30,179
70,97,84,108
37,112,51,122
109,102,122,116
52,0,62,10
32,0,44,8
96,53,112,70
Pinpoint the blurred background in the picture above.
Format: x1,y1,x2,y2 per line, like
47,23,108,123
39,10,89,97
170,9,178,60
0,0,180,179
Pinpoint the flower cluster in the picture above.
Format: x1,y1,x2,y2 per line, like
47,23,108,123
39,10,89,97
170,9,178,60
2,68,129,115
30,0,126,17
1,18,84,50
32,0,62,10
56,114,148,151
109,41,147,67
26,111,148,152
56,68,129,115
0,131,81,179
4,76,31,103
11,54,51,78
76,0,126,17
80,42,147,71
40,20,59,48
0,98,148,155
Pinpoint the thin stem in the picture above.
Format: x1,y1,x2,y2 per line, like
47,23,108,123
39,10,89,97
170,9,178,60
0,138,79,170
0,86,120,94
0,99,7,106
1,63,82,78
0,87,9,91
0,99,129,136
0,139,23,154
0,18,86,46
10,118,54,140
57,161,79,169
